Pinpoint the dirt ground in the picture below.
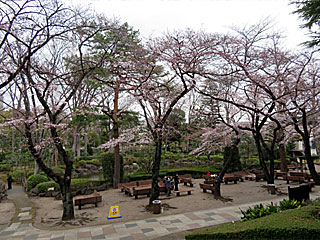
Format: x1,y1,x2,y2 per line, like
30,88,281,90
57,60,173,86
30,176,320,230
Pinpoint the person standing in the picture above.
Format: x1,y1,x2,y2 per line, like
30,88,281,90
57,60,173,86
7,173,12,190
165,177,172,196
174,174,179,191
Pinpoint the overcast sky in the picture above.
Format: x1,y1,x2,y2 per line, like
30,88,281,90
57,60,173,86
70,0,310,50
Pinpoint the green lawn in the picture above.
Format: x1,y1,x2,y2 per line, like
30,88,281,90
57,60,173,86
186,201,320,240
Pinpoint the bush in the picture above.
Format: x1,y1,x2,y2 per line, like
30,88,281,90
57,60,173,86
71,178,105,190
0,164,10,172
11,170,25,183
100,152,123,184
27,174,49,191
211,155,224,162
26,169,34,178
86,159,101,166
36,181,60,194
240,203,278,222
50,166,64,175
279,199,303,211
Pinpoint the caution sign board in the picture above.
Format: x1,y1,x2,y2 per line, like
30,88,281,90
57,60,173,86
107,205,122,219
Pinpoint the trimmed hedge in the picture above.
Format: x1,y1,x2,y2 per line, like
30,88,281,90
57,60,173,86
0,164,10,172
186,201,320,240
27,174,49,191
36,181,60,194
126,167,222,181
70,178,105,191
11,170,25,183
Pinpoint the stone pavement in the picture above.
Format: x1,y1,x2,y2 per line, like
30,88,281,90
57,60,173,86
0,195,288,240
0,187,318,240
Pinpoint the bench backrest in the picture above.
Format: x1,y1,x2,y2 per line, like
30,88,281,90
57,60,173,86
138,179,152,186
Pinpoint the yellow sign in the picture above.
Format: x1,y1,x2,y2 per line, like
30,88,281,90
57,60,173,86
107,205,122,219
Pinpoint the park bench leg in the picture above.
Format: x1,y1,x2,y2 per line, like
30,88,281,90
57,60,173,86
190,183,193,187
184,182,187,186
287,180,289,184
225,181,228,184
135,195,138,199
234,180,237,184
203,189,206,193
188,191,191,195
95,202,98,207
177,192,180,196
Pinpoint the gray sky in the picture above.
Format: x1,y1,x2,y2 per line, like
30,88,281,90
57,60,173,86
71,0,310,50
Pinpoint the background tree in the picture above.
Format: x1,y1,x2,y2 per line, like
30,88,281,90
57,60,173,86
292,0,320,47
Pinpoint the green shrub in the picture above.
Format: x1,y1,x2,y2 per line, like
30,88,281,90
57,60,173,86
0,164,10,172
279,199,303,211
100,152,123,184
50,166,64,175
77,160,87,168
86,159,101,166
211,155,224,162
26,169,34,178
36,181,60,194
240,203,277,222
11,170,25,183
71,178,105,190
198,155,208,161
27,174,49,191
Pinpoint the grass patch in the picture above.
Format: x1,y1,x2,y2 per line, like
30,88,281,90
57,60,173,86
186,201,320,240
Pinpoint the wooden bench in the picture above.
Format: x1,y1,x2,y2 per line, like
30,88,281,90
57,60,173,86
224,174,239,184
302,182,315,192
245,174,256,181
274,171,287,179
287,164,296,170
180,177,194,187
74,191,102,210
255,173,266,182
173,189,194,196
133,186,151,199
137,179,152,186
204,179,216,185
120,182,136,192
199,183,215,194
283,175,305,184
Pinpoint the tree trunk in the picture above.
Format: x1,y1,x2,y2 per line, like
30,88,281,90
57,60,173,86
214,140,240,198
300,111,320,185
254,133,274,184
113,79,120,189
76,131,81,157
113,124,120,189
55,146,59,166
61,180,74,221
149,134,162,205
84,126,88,155
279,143,288,172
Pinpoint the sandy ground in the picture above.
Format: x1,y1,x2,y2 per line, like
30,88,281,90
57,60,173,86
30,176,320,230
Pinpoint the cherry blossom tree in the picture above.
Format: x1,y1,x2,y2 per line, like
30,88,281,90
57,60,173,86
132,30,219,204
0,1,119,220
279,51,320,184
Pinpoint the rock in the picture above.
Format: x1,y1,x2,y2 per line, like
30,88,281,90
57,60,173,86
0,181,7,200
124,165,130,171
132,163,139,169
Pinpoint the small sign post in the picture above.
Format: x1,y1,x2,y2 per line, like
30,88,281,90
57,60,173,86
107,205,122,219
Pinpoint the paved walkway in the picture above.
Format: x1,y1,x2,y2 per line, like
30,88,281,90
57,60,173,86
0,187,318,240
